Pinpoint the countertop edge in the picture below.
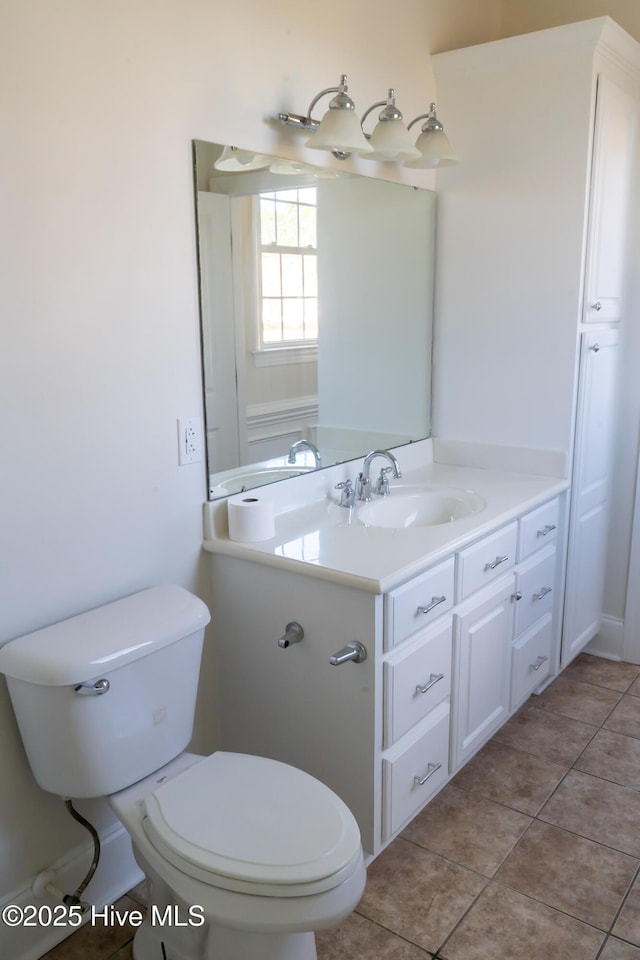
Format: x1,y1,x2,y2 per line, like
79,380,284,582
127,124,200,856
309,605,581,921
203,477,569,595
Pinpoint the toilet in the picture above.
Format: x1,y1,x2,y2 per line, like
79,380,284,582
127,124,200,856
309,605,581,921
0,585,366,960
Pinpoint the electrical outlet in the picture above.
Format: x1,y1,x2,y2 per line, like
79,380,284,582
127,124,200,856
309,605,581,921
177,417,202,465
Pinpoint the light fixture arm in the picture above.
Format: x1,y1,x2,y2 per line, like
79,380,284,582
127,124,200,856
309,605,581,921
360,88,403,129
279,74,353,132
407,102,443,133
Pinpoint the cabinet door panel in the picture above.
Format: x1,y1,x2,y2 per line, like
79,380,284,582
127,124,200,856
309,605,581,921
452,579,513,769
563,500,609,666
562,329,619,666
584,75,638,323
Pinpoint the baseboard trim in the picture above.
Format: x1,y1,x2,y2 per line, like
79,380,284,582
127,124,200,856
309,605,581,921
0,824,143,960
585,616,625,661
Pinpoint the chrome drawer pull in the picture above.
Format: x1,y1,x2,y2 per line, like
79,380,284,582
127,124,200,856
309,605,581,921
529,655,549,672
417,595,446,616
533,587,552,601
511,591,523,602
414,762,442,786
590,342,601,352
537,524,557,538
593,301,602,311
415,673,445,695
484,554,509,571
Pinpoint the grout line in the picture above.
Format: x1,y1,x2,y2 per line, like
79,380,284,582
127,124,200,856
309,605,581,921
606,861,640,936
351,911,435,955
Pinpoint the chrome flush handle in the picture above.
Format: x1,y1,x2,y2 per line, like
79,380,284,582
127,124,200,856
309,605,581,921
74,678,110,696
329,642,367,665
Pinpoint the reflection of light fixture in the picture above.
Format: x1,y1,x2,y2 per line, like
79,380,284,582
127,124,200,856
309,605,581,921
405,103,458,168
214,146,271,172
359,89,420,162
268,158,311,175
279,75,373,159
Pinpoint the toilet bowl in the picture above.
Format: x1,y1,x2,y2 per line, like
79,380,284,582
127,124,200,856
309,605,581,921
110,751,366,960
0,586,366,960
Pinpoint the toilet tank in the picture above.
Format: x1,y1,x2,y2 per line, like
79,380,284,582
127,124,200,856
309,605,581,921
0,585,210,799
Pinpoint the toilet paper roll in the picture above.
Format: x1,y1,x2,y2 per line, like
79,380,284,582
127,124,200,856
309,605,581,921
227,494,275,542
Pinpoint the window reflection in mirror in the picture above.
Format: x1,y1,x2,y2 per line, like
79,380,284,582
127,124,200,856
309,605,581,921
193,141,436,500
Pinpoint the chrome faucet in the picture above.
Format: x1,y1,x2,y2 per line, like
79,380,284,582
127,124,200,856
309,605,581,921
287,439,322,469
355,449,402,501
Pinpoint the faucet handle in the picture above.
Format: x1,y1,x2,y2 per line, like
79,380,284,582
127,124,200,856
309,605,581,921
335,480,355,508
374,467,394,497
355,472,373,502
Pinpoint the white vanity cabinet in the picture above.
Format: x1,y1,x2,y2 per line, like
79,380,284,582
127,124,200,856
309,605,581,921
433,18,639,666
209,493,563,858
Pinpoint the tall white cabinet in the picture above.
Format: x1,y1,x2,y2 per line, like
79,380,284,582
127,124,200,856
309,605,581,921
432,17,639,666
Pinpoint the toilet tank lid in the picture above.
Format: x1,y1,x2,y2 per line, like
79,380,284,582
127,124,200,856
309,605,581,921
0,585,211,686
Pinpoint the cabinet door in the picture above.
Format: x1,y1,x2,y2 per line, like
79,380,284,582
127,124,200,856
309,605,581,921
583,75,638,323
562,329,619,666
452,577,514,770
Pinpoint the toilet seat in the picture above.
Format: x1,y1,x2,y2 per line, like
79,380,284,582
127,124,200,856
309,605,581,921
142,752,362,898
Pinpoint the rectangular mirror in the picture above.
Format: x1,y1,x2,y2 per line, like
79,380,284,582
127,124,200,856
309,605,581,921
194,141,436,499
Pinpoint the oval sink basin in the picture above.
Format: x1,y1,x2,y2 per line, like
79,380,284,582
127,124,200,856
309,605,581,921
218,466,312,494
358,486,486,529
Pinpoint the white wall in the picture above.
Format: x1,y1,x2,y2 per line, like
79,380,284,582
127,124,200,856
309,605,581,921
0,0,504,938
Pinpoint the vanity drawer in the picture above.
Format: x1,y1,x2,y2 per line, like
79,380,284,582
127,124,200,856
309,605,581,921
513,545,557,637
384,618,452,747
456,522,518,600
383,699,449,840
511,613,553,709
385,557,455,650
518,498,560,561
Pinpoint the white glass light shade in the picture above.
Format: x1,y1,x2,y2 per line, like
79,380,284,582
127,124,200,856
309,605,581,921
269,158,311,175
361,118,421,161
305,107,373,154
405,129,458,169
214,146,271,172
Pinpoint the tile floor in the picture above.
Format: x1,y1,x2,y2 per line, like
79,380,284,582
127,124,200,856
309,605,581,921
42,653,640,960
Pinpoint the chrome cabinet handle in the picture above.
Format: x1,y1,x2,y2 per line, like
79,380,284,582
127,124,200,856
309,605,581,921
415,673,445,695
593,301,602,311
417,595,446,616
484,554,509,571
533,587,552,601
529,655,549,672
74,678,110,696
590,343,600,352
414,761,442,786
329,641,367,665
537,524,557,538
511,591,523,602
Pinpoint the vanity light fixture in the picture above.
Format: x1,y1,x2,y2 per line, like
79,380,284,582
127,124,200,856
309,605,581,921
359,89,421,162
279,79,458,167
279,74,373,158
405,103,458,168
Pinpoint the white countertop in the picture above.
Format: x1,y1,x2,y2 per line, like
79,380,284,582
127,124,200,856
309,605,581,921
203,456,568,594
